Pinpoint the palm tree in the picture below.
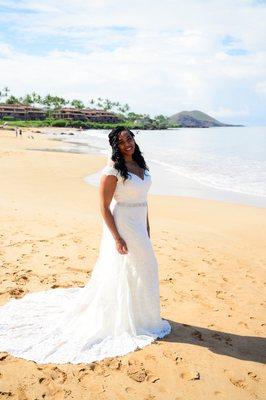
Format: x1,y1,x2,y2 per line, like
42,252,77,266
96,97,104,109
5,95,20,104
52,96,68,110
71,99,85,109
153,114,170,128
0,86,10,103
43,94,54,118
31,92,43,108
22,94,34,120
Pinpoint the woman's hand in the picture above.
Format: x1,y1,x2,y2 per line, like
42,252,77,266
115,236,128,254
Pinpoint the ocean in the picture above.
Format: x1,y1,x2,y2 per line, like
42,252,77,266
45,126,266,208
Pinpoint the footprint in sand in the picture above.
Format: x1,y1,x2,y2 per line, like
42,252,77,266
247,371,260,382
144,354,157,362
162,349,182,363
41,388,66,400
77,372,90,383
211,333,223,342
211,333,232,347
201,258,216,265
77,365,96,383
125,387,137,394
8,287,25,298
127,360,149,382
228,376,247,390
40,276,57,285
224,337,232,346
245,274,255,280
50,367,67,384
57,256,69,261
67,267,87,273
191,329,204,342
72,237,82,244
101,357,122,370
21,253,31,260
216,290,226,300
245,274,257,284
174,357,201,381
160,297,169,304
180,369,200,381
13,384,29,399
146,374,160,383
192,293,201,300
161,276,175,285
238,321,249,328
14,274,29,285
0,391,13,397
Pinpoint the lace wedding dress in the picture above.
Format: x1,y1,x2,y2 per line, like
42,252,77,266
0,163,171,364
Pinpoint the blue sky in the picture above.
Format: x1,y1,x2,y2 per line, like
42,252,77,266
0,0,266,125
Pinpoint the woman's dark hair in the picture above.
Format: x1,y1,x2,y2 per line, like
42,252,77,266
108,126,149,182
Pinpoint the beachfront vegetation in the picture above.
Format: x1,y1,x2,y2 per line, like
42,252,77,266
0,87,180,130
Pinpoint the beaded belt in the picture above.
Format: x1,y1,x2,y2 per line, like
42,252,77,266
116,201,147,207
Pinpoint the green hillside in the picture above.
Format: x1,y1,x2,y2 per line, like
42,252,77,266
169,110,243,128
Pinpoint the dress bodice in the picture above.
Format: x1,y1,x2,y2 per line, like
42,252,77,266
101,164,151,203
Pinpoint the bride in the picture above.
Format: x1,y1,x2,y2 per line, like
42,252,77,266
0,126,171,364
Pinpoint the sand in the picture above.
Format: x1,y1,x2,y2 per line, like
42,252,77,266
0,127,265,400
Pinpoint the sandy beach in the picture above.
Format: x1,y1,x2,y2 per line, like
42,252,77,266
0,127,265,400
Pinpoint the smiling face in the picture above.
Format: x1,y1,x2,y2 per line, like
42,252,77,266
118,130,136,158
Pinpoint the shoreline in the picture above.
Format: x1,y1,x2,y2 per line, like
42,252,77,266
2,126,264,210
20,126,266,209
0,127,265,399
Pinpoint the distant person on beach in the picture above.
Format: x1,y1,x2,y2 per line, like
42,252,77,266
19,129,22,136
15,128,18,137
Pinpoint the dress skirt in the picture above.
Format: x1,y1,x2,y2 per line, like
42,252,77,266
0,200,171,364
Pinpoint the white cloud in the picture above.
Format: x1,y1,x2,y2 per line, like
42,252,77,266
208,107,250,119
0,42,12,56
253,81,266,94
0,0,266,123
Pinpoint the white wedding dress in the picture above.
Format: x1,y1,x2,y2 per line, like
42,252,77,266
0,163,171,364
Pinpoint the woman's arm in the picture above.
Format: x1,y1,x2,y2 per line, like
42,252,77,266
99,174,128,254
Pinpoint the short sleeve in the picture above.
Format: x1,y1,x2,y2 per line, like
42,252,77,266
101,165,119,178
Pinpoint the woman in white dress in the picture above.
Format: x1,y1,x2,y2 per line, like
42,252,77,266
0,126,171,365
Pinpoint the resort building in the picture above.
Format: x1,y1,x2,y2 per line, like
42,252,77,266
52,108,120,123
0,104,120,123
0,104,46,120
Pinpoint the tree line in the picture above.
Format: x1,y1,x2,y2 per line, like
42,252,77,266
0,87,178,129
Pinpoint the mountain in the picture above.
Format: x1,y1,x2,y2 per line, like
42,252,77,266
168,110,244,128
